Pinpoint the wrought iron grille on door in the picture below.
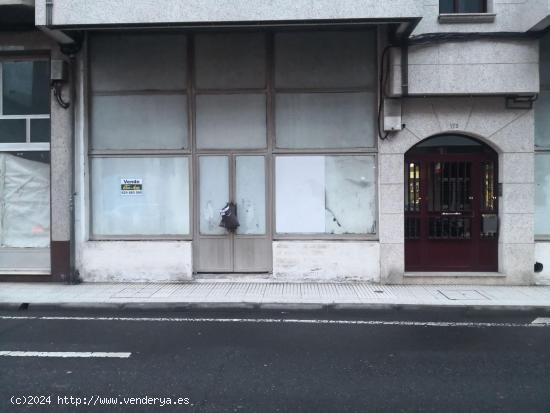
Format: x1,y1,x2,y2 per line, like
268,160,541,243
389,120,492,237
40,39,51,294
405,135,498,272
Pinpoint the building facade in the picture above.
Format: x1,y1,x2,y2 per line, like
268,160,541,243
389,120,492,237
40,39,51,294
1,0,550,285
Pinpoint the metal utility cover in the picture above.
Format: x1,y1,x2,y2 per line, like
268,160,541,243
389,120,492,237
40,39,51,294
438,290,488,300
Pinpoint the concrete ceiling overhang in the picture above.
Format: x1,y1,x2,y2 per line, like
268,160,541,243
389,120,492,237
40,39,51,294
34,0,421,39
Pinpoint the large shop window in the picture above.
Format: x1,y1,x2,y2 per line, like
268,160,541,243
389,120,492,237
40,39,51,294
274,31,376,149
536,154,550,237
90,33,190,237
273,30,377,237
0,59,50,249
195,33,267,150
536,36,550,238
275,156,376,235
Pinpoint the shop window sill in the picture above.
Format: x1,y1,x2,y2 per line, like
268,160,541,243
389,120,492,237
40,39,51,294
438,13,496,24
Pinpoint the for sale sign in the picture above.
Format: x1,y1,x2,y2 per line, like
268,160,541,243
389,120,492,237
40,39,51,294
120,178,143,196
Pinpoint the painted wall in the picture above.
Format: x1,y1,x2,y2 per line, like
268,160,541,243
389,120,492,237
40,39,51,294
379,96,536,285
79,241,193,282
272,241,379,282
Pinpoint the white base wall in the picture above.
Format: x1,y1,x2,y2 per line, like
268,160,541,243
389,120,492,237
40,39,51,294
272,241,379,282
79,241,193,282
535,242,550,285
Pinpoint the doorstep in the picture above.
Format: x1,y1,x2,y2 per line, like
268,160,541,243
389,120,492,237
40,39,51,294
404,272,506,277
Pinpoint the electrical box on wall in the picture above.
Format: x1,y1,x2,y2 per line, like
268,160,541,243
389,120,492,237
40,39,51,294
50,60,68,82
383,98,403,132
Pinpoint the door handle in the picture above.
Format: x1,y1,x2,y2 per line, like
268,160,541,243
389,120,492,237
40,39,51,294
441,212,462,216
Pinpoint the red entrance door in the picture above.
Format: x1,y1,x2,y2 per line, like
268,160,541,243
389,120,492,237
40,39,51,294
404,136,498,272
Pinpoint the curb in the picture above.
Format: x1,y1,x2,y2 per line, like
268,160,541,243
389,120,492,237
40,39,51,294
2,301,550,314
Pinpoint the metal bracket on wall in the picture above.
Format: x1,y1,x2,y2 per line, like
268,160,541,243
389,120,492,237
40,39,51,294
505,94,538,110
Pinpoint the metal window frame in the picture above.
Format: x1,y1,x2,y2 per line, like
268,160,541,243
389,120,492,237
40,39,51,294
535,86,550,240
0,56,51,151
440,0,487,14
535,150,550,241
87,28,380,242
88,153,193,241
272,152,379,241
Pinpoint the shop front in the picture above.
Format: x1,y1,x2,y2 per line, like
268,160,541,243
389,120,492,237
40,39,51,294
80,29,380,281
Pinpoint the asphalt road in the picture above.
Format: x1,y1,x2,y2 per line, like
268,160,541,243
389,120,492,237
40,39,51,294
0,308,549,413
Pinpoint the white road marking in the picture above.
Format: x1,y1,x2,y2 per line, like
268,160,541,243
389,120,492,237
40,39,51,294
0,351,131,358
0,315,545,328
531,317,550,325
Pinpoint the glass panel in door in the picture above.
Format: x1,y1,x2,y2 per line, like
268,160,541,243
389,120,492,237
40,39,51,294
235,156,266,235
199,156,229,235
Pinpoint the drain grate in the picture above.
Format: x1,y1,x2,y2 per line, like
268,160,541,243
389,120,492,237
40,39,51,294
438,289,489,301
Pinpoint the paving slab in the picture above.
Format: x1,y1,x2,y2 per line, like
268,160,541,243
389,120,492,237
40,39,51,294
0,282,549,311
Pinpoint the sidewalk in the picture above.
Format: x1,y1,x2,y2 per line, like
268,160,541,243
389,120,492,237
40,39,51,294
1,281,550,311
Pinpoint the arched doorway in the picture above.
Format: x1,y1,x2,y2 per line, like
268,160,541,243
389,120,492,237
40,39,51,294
404,134,498,272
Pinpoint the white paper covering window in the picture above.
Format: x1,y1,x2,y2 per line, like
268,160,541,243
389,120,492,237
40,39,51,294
91,157,190,236
276,156,376,234
199,156,229,235
536,154,550,236
236,156,266,235
0,153,50,248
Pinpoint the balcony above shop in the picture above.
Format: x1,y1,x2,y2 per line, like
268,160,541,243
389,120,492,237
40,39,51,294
35,0,421,31
0,0,35,29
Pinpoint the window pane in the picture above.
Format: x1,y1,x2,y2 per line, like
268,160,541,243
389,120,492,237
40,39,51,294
199,156,229,235
195,33,266,89
91,157,190,236
458,0,485,13
536,154,550,236
537,92,550,148
91,94,188,150
0,152,50,248
0,119,26,143
541,36,550,89
276,156,376,234
275,92,375,149
439,0,455,13
196,94,266,149
90,34,187,92
2,61,50,115
30,119,50,143
236,156,266,235
274,31,376,89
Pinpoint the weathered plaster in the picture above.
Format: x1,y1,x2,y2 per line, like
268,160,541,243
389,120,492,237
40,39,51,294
80,241,193,282
272,241,379,282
